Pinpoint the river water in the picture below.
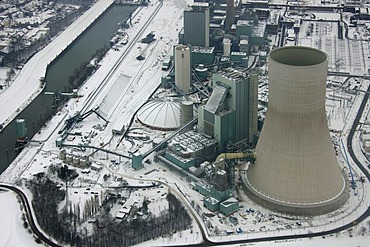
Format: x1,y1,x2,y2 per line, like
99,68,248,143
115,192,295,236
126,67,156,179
0,4,137,174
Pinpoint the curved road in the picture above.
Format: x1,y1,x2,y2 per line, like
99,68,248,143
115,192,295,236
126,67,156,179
0,184,61,247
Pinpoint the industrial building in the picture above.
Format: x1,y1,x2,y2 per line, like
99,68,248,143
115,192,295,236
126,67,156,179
198,68,258,151
191,46,215,66
164,131,217,170
192,168,239,216
183,3,210,47
243,47,349,215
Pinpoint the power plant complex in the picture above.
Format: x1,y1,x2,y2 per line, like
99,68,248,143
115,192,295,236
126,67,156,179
165,43,349,216
159,1,350,216
46,0,352,220
4,0,370,246
166,46,349,215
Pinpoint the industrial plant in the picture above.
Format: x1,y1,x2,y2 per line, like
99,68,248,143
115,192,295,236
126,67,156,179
0,0,370,246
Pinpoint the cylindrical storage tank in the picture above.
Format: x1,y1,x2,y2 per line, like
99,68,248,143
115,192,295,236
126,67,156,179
223,38,231,56
194,64,208,81
80,157,89,167
72,156,80,166
65,154,73,164
153,137,165,147
214,169,228,191
59,149,66,160
181,101,194,126
152,137,167,151
243,46,348,215
175,45,191,93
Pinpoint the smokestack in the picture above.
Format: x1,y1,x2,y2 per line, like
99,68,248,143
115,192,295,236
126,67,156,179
226,0,235,31
243,46,348,215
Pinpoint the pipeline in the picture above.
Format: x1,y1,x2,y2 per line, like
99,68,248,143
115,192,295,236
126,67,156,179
216,150,256,162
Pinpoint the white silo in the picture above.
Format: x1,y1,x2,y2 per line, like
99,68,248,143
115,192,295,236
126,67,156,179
243,46,348,215
223,38,231,56
175,45,191,93
180,101,194,126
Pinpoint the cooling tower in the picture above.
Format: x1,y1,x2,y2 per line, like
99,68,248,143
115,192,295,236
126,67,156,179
175,45,191,93
243,46,348,215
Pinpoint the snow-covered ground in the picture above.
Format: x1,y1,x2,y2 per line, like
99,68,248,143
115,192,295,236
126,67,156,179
0,190,40,247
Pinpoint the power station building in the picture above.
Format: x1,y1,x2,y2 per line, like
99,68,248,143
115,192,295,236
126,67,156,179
183,3,210,47
225,0,235,31
198,68,258,151
243,46,349,215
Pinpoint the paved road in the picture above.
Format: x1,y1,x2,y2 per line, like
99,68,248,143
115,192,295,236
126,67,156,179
346,84,370,183
0,183,61,247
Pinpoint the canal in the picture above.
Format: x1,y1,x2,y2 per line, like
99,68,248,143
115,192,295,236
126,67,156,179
0,4,137,174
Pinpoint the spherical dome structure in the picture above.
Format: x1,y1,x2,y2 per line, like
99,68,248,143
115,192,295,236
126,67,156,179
137,98,181,130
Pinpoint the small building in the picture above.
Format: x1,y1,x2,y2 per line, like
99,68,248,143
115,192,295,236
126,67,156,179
56,137,64,147
132,152,144,170
363,141,370,152
204,196,220,211
251,21,266,46
361,126,370,135
162,56,173,71
220,197,239,216
211,187,232,202
193,182,211,196
164,151,195,169
90,163,103,171
230,51,247,62
189,166,203,177
115,212,126,219
235,20,253,37
239,39,249,53
191,46,215,66
360,133,370,142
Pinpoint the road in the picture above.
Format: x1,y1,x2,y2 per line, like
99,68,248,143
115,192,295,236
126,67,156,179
0,183,61,247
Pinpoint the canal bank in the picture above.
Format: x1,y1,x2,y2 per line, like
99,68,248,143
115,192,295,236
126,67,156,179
0,3,138,174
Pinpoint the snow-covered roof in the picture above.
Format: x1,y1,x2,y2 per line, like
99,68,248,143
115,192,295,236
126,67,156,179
137,97,181,130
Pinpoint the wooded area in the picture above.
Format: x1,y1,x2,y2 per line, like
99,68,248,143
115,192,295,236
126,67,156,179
29,173,192,247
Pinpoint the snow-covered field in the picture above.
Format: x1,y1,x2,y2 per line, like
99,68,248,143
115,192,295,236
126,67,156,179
0,190,39,247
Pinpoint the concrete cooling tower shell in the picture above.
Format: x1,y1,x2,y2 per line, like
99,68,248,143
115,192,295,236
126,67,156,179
243,46,348,215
